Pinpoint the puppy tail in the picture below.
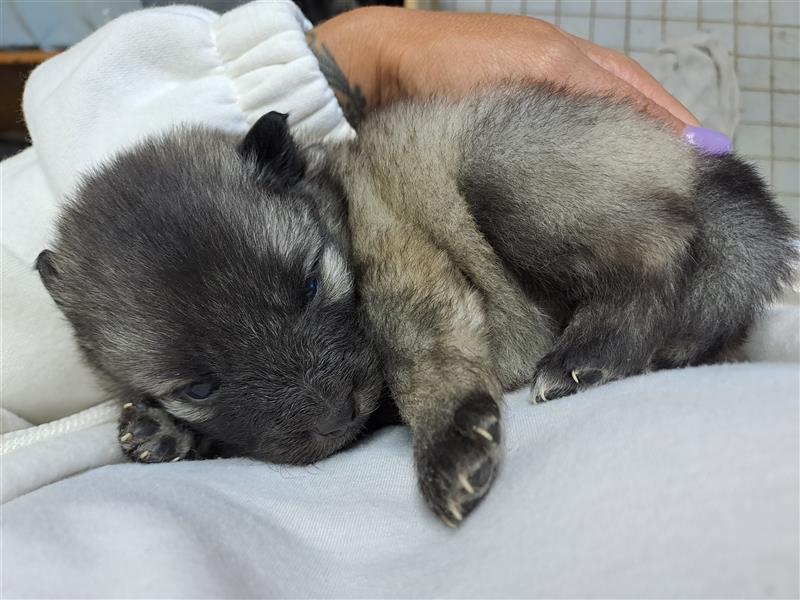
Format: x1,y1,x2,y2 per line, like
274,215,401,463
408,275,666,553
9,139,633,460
656,154,798,366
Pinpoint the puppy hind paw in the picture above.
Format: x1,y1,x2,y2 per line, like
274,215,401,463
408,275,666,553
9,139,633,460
416,393,502,527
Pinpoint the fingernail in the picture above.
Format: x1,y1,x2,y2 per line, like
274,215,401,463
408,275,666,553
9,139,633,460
682,126,732,154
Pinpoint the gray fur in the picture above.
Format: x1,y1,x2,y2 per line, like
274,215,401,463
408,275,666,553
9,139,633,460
37,123,383,466
326,86,794,522
37,86,796,525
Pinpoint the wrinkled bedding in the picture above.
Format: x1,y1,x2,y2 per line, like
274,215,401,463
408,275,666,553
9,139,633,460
3,364,799,598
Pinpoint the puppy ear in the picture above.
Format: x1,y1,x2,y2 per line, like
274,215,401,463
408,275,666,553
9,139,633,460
239,111,305,189
35,249,63,302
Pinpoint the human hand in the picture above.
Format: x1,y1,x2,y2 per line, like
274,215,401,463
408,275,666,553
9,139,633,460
309,7,706,139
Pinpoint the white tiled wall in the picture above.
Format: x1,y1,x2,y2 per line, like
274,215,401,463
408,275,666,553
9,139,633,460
434,0,800,228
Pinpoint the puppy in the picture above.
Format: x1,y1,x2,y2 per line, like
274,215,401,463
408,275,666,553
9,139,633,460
37,85,797,525
36,116,385,466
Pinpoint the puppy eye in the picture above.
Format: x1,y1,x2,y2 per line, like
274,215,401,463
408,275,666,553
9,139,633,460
304,278,319,304
182,380,219,401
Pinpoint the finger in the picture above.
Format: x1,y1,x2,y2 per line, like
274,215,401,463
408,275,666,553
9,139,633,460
566,34,700,128
560,58,690,135
588,49,700,126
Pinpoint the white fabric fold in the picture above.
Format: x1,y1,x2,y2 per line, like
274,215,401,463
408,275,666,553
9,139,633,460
21,1,353,200
3,365,798,598
636,33,740,137
1,148,107,427
2,0,353,503
0,402,123,503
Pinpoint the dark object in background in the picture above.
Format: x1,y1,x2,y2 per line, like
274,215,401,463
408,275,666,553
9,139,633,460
147,0,403,24
295,0,360,23
295,0,403,24
0,51,58,159
147,0,404,25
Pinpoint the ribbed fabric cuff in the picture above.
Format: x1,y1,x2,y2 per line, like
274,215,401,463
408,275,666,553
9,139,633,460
23,1,353,198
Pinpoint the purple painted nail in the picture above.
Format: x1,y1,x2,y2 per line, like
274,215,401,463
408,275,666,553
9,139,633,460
682,126,732,154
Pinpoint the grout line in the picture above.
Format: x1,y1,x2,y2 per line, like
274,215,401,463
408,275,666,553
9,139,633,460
623,0,631,55
694,0,699,35
660,0,667,43
624,48,797,60
589,0,597,42
555,0,561,28
741,86,800,93
745,155,799,163
739,121,800,128
737,52,798,59
732,0,739,146
540,16,791,26
769,0,776,187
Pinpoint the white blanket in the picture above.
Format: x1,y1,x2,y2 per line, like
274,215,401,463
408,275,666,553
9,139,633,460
3,364,798,598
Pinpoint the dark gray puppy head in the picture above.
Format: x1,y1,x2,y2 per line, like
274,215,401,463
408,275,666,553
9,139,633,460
36,113,382,465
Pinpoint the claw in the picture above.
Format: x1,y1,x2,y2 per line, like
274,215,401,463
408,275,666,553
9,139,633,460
473,427,494,442
138,450,151,460
119,432,133,443
458,473,475,494
571,370,580,384
447,501,463,523
441,515,458,528
122,402,134,410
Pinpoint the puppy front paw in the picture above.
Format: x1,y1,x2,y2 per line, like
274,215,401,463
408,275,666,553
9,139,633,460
118,400,194,463
530,352,615,403
528,328,648,404
415,393,501,527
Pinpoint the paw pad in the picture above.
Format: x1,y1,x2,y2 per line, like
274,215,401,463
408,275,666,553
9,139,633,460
418,392,502,527
118,400,194,463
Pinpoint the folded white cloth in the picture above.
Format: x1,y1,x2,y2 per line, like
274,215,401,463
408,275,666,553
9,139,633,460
1,0,353,503
23,1,353,201
0,402,121,504
637,33,740,138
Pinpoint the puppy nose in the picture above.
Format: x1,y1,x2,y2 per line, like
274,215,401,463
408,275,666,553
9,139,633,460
314,396,357,438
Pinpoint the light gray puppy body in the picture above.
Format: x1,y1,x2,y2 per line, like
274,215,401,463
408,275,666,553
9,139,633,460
335,86,697,388
328,87,714,522
37,85,796,526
